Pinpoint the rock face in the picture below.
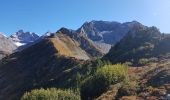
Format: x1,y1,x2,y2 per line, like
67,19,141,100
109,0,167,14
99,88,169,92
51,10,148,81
0,32,17,59
77,20,143,53
10,30,39,46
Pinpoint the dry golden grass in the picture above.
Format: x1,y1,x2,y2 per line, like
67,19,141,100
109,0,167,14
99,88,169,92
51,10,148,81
49,34,89,60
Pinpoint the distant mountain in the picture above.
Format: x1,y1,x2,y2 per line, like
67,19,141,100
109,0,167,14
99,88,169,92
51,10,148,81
10,30,39,46
77,20,144,53
7,21,146,54
104,24,170,64
0,32,17,59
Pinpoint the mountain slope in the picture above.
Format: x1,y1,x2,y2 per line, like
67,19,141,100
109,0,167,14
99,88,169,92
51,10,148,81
0,32,17,59
58,28,104,57
0,37,87,100
104,25,170,65
51,32,90,60
0,27,105,100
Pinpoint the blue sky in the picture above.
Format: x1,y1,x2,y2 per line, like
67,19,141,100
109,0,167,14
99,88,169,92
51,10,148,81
0,0,169,36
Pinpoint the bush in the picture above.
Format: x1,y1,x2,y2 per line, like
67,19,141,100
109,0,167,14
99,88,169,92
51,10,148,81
117,81,138,98
96,64,129,84
81,64,129,100
21,88,81,100
138,58,149,65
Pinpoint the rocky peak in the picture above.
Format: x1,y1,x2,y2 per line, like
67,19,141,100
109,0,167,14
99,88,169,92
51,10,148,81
58,27,73,34
10,30,39,46
76,20,145,53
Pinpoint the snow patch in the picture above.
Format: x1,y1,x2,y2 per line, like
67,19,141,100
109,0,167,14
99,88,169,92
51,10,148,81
14,42,25,47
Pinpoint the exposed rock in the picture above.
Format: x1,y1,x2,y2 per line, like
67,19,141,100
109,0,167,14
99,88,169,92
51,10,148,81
10,30,39,46
77,21,144,53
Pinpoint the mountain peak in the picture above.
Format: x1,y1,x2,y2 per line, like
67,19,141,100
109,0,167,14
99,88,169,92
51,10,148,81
18,29,24,33
58,27,71,33
58,27,75,34
10,30,39,46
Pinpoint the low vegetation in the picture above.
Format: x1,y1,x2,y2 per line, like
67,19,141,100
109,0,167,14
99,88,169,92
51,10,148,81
20,62,130,100
117,81,138,98
21,88,80,100
81,63,129,99
138,58,149,65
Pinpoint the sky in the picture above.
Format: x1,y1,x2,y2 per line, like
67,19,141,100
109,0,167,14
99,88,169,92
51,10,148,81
0,0,169,36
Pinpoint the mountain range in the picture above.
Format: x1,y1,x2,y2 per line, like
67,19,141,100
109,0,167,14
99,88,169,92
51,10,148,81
1,20,170,100
0,20,144,60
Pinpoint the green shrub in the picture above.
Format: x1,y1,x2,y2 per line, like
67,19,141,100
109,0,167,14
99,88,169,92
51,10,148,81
96,64,129,84
138,58,149,65
117,81,138,98
81,64,129,100
21,88,81,100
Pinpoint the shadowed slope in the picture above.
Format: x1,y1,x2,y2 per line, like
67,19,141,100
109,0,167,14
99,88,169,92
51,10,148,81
104,25,170,65
0,37,84,100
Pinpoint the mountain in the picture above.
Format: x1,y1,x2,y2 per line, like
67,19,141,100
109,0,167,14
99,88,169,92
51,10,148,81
77,20,144,53
0,32,17,60
58,28,103,57
104,24,170,65
0,27,105,99
0,30,104,100
10,27,103,58
0,36,85,99
50,31,90,60
1,20,170,100
8,21,145,54
10,30,39,46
